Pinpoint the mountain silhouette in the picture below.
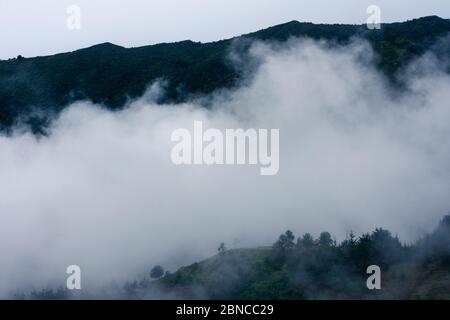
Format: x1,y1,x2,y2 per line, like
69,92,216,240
1,16,450,132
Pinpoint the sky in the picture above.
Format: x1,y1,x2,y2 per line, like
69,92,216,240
1,0,450,59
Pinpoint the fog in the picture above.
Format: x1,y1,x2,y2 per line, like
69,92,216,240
1,38,450,296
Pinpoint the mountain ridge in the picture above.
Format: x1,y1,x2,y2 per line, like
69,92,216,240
3,16,448,61
1,16,450,132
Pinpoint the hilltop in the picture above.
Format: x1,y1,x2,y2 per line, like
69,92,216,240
23,214,450,300
1,16,450,132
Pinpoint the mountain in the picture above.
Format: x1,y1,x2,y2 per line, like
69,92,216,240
1,16,450,132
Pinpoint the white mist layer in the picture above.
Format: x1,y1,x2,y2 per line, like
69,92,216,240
1,39,450,295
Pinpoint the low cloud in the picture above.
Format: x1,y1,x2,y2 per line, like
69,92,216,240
1,38,450,296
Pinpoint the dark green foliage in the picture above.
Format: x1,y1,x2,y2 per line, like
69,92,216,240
274,230,296,251
418,214,450,264
24,287,71,300
16,214,450,299
319,232,333,247
270,230,296,268
1,16,450,131
150,265,165,279
139,214,450,300
218,243,227,255
297,233,314,249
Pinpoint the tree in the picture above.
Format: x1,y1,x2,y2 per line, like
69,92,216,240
355,233,373,269
271,230,296,268
273,230,295,251
284,230,295,250
150,265,164,279
371,228,403,266
348,231,356,246
319,232,333,247
297,233,314,249
218,242,227,254
419,214,450,263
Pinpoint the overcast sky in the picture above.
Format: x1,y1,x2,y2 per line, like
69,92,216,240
1,0,450,59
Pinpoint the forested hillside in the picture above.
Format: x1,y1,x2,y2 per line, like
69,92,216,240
1,16,450,132
21,214,450,300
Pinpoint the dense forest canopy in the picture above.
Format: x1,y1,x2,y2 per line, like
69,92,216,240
1,16,450,133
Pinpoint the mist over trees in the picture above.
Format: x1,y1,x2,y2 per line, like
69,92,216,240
3,15,450,300
20,214,450,300
150,266,165,279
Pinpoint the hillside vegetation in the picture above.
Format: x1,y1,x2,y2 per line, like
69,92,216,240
133,215,450,300
1,16,450,132
22,214,450,300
